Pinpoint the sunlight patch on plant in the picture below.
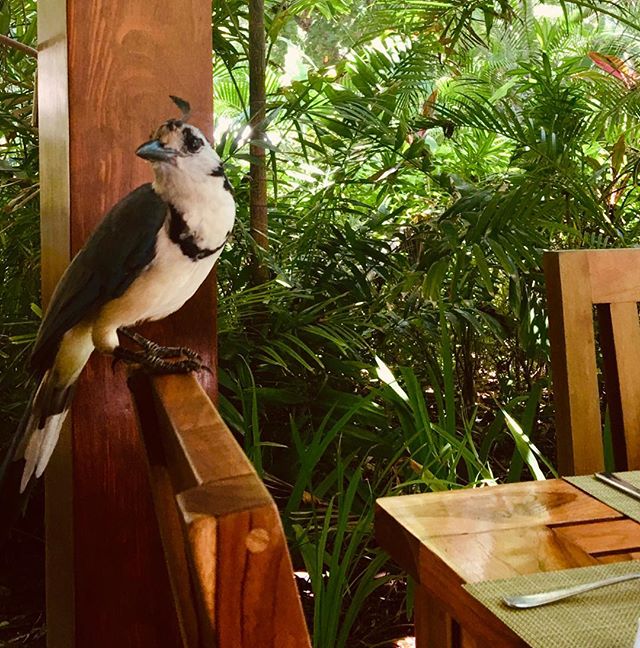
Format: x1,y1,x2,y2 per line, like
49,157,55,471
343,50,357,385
280,40,311,87
534,4,565,19
236,124,253,148
213,116,237,147
375,356,409,402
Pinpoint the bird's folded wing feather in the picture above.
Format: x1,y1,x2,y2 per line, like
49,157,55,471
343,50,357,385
30,183,168,374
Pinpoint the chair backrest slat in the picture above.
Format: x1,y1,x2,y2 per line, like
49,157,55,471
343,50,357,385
599,301,640,470
586,249,640,303
544,251,603,474
545,249,640,475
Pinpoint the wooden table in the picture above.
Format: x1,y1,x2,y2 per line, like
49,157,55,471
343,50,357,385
375,479,640,648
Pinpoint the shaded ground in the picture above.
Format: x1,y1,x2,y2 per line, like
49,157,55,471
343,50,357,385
0,488,45,648
296,570,413,647
2,497,413,648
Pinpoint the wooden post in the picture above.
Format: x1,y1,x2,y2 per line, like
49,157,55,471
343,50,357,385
38,0,217,645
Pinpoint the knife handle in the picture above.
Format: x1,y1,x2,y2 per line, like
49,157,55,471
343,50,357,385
594,472,640,502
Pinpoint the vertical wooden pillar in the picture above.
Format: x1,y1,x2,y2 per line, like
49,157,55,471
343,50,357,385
38,1,217,645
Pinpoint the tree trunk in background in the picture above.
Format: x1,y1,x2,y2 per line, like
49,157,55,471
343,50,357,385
249,0,269,284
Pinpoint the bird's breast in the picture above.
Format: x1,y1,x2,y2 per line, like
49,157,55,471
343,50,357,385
91,227,223,352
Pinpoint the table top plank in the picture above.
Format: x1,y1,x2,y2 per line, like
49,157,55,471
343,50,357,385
420,525,598,584
415,538,528,646
596,551,640,563
375,478,640,645
552,518,640,555
376,480,622,544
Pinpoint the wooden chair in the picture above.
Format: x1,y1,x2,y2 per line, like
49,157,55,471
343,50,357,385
128,373,311,648
544,248,640,475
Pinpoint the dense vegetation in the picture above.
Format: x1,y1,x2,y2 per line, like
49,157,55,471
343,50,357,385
3,0,640,644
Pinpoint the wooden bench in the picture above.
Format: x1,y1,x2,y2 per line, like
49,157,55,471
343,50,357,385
128,373,311,648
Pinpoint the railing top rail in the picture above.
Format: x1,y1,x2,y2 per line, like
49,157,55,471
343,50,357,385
129,372,311,648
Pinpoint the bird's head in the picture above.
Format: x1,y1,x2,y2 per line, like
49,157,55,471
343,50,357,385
136,97,222,184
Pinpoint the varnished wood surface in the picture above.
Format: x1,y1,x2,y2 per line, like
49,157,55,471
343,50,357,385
544,249,640,475
599,301,640,469
39,0,217,645
132,373,312,648
544,251,603,475
586,249,640,303
376,479,640,647
38,1,74,645
151,375,255,492
376,479,620,541
553,518,640,555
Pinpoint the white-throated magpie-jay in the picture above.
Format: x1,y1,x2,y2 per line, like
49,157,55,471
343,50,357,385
10,97,235,493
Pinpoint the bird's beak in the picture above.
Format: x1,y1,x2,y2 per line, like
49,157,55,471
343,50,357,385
135,139,179,163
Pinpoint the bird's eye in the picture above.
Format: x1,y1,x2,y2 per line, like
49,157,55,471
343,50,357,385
183,129,204,154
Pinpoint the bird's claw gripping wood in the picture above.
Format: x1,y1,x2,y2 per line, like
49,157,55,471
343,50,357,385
118,327,203,363
112,346,209,374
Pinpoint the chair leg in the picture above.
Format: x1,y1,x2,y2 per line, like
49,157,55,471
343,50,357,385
415,583,454,648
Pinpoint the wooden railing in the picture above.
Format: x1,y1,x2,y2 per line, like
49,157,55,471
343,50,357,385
128,373,311,648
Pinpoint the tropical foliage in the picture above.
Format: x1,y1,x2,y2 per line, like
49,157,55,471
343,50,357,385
3,0,640,644
0,0,38,438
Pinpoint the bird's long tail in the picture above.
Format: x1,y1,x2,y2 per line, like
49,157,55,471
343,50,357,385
14,324,94,492
0,373,76,543
16,370,77,492
0,328,93,541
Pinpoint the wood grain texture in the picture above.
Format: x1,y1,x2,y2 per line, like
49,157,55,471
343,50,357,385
552,518,640,555
38,1,74,645
459,629,480,648
598,302,640,469
129,374,200,648
414,585,453,648
545,249,640,474
132,374,312,648
65,0,217,395
375,479,640,648
425,525,598,584
544,251,603,475
415,539,526,647
376,479,620,545
596,550,640,563
39,0,217,645
587,249,640,303
150,374,255,492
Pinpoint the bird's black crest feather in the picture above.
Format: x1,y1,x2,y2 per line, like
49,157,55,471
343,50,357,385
169,95,191,121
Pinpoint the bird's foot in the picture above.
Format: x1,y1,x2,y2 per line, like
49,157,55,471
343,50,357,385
112,346,209,375
117,327,203,363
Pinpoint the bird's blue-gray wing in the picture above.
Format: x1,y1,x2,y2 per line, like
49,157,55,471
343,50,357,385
31,183,167,374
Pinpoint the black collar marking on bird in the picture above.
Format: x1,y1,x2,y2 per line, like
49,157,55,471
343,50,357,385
210,165,233,194
168,203,228,261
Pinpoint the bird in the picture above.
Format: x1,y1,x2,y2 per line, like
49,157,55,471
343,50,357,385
4,96,235,494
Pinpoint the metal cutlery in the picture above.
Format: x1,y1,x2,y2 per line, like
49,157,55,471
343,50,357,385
594,472,640,502
503,472,640,609
502,572,640,608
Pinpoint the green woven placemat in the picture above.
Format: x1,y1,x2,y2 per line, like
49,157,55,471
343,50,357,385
464,561,640,647
566,472,640,522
